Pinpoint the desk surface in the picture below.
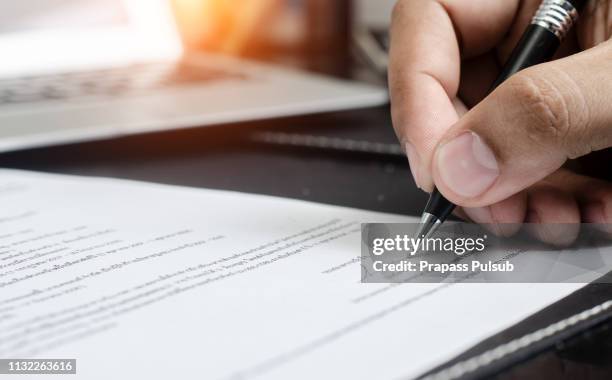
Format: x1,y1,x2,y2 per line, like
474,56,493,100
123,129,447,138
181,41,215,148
0,105,610,380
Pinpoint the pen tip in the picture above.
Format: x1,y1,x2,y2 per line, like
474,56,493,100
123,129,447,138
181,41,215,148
414,212,441,239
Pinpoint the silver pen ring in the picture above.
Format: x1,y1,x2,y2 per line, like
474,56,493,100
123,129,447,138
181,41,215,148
532,0,579,40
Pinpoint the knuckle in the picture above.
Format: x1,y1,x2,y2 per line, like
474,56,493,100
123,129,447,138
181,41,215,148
506,71,591,159
391,0,409,26
507,72,571,145
390,102,420,147
390,104,406,140
392,0,435,27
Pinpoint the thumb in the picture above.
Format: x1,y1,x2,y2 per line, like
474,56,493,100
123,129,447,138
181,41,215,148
431,41,612,208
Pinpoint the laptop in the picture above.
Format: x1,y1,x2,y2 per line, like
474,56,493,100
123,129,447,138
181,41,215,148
0,0,387,152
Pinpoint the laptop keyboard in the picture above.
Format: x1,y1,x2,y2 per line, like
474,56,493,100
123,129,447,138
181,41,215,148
0,62,245,106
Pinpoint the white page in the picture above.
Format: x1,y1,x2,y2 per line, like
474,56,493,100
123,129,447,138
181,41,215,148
0,170,586,379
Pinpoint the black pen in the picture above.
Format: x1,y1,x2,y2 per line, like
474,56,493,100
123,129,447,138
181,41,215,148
416,0,587,238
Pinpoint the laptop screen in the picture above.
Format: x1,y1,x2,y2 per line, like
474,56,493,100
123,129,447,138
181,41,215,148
0,1,129,34
0,0,182,76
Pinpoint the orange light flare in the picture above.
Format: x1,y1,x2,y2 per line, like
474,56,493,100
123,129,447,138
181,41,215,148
171,0,280,55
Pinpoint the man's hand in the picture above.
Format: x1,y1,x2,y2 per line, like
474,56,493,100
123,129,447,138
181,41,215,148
389,0,612,243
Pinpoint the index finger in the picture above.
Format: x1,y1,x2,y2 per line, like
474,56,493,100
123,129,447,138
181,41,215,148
389,0,519,191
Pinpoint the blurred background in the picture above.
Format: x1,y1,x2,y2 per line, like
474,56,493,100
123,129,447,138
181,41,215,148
0,1,128,31
172,0,396,78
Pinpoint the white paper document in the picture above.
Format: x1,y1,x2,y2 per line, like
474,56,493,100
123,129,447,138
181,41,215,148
0,170,587,379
